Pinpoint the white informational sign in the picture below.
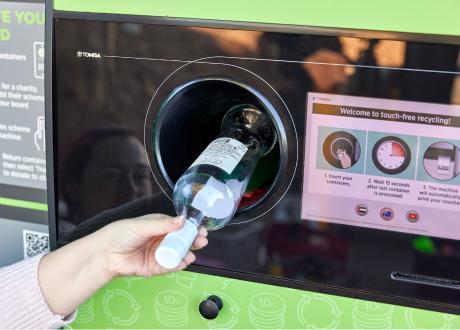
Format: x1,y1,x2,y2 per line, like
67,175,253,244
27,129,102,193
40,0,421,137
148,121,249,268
302,92,460,241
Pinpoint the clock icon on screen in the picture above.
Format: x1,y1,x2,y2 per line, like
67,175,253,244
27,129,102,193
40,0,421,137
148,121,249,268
372,136,411,174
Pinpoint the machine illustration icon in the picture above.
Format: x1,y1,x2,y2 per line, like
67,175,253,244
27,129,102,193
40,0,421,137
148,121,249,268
423,142,460,181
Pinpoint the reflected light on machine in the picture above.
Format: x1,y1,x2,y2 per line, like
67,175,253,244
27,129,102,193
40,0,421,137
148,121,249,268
302,49,349,92
339,37,406,68
186,27,263,56
450,52,460,105
373,40,406,67
339,37,370,62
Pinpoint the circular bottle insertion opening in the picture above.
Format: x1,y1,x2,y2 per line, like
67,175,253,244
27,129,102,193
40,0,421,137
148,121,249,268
153,76,286,216
238,141,280,209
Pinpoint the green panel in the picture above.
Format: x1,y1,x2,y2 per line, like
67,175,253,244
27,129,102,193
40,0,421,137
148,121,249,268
0,197,48,211
68,272,457,329
53,0,460,36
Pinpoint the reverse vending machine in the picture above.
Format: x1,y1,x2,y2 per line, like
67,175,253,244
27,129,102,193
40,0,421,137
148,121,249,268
46,0,460,328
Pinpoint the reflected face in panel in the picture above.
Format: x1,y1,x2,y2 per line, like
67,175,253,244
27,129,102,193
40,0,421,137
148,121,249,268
72,136,152,222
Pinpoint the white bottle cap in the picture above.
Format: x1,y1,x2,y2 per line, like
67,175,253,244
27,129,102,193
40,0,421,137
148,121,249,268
155,219,199,269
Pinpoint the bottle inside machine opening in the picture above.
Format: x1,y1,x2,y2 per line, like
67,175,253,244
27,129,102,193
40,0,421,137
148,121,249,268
155,103,277,269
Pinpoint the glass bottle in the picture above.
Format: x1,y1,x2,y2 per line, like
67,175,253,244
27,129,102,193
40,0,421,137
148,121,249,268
155,103,277,269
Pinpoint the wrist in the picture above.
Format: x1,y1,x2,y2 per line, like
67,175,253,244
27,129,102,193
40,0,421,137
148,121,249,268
87,228,116,283
38,232,113,316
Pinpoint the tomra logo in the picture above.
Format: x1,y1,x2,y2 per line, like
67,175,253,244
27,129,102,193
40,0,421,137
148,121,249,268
315,96,331,101
77,51,101,58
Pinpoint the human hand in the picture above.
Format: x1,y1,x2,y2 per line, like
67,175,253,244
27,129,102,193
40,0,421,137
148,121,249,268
39,214,207,316
96,214,208,279
337,149,352,169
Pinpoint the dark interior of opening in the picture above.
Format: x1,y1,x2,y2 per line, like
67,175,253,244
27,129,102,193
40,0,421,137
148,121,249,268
156,79,280,210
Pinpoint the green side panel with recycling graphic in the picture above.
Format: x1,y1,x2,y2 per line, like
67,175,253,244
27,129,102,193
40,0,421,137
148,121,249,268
68,271,457,329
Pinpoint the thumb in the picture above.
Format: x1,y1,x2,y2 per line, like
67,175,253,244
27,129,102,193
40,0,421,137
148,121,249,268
134,215,186,238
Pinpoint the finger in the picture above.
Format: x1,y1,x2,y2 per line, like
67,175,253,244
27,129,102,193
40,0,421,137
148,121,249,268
198,226,208,237
132,215,186,238
138,213,172,220
156,252,193,274
154,260,188,276
183,251,196,265
191,235,208,250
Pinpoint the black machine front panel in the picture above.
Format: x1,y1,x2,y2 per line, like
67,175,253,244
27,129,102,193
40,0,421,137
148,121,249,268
52,18,460,311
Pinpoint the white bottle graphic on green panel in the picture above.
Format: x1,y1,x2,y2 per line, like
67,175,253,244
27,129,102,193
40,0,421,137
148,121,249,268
155,103,277,269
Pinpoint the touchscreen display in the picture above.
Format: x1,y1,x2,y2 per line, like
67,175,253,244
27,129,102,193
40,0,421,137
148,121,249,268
303,93,460,240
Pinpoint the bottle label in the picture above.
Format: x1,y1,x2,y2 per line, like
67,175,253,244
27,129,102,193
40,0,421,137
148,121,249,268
190,138,248,174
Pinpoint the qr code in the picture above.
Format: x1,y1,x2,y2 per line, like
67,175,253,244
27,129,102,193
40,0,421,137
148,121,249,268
23,230,50,259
